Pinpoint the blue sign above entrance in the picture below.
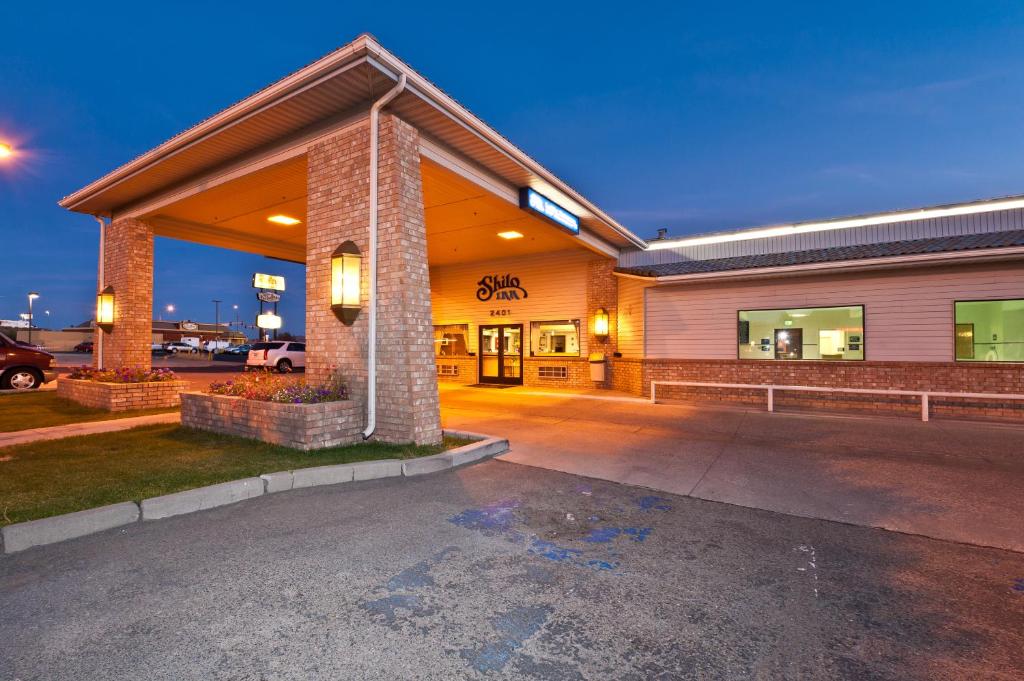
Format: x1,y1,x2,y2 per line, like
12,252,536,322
519,187,580,235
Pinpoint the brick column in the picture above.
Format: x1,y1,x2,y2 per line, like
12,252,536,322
95,218,153,369
306,114,441,445
587,258,618,353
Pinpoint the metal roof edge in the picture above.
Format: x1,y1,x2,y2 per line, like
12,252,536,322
616,245,1024,283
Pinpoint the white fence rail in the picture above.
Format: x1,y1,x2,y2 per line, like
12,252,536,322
649,381,1024,422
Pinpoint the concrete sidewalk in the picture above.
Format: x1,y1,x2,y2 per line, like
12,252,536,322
0,412,181,448
439,384,1024,552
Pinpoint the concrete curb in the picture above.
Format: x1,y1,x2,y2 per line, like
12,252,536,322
1,430,508,554
141,477,265,521
1,502,139,553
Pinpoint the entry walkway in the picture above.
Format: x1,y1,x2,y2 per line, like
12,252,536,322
438,384,1024,552
0,413,180,448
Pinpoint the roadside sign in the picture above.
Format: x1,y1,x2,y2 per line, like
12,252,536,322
252,273,285,291
257,291,281,303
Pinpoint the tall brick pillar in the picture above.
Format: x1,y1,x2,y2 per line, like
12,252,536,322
95,218,153,370
587,258,618,387
305,114,441,445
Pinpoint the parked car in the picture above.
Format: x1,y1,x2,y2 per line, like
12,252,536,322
0,332,57,390
203,339,231,352
225,344,251,355
245,341,305,373
163,341,198,354
73,340,94,353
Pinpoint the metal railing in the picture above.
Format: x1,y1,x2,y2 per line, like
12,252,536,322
649,381,1024,422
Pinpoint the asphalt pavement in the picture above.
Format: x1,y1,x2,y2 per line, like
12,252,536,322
2,461,1022,680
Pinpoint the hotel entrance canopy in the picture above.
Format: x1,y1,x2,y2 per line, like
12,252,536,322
59,34,646,261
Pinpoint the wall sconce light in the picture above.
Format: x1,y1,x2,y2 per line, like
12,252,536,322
594,307,609,338
96,286,115,332
331,241,362,325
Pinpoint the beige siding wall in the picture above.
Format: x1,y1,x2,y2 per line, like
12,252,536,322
430,249,596,355
645,262,1024,362
616,276,649,358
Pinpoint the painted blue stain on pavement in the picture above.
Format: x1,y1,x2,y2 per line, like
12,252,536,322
623,527,653,542
583,526,652,543
1013,578,1024,592
448,499,522,536
449,499,661,573
461,605,552,673
637,495,672,512
583,527,621,543
528,539,583,563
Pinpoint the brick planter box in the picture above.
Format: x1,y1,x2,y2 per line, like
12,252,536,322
57,378,188,412
180,392,363,451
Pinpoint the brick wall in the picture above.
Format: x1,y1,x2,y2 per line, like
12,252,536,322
181,393,362,451
436,357,478,384
586,260,618,384
608,357,645,394
643,359,1024,421
524,358,592,388
96,218,153,370
305,114,441,445
58,378,187,411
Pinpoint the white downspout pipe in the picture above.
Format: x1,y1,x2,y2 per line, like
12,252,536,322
94,215,107,369
363,73,407,440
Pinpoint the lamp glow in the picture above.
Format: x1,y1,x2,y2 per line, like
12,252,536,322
96,286,115,331
267,214,301,226
256,313,282,330
331,241,362,325
498,231,524,240
594,307,610,338
0,143,12,159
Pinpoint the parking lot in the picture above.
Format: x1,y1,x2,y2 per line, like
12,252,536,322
439,384,1024,552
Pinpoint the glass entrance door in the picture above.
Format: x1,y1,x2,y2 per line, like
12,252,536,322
478,324,523,385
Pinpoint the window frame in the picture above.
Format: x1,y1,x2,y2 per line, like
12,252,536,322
529,319,582,357
433,322,472,357
952,298,1024,364
735,304,866,362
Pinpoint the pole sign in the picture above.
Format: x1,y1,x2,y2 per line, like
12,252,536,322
257,291,281,303
252,273,286,291
519,187,580,235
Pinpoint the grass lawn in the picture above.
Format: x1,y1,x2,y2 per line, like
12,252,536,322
0,392,179,433
0,425,474,525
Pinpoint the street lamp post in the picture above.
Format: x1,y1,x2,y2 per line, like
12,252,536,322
212,299,222,345
27,292,39,345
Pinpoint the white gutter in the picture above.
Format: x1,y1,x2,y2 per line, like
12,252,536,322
617,246,1024,285
363,73,408,441
94,216,106,369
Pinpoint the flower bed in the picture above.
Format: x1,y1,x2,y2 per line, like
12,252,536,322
208,371,346,404
58,370,189,412
182,371,358,450
68,365,179,383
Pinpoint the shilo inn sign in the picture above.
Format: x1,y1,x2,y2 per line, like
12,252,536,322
477,274,528,302
519,187,579,234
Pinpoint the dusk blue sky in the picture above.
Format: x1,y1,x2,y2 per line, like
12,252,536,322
3,2,1024,331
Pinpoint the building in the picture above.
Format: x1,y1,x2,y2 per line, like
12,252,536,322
59,35,1023,437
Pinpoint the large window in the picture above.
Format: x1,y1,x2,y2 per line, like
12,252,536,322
433,324,469,357
738,306,864,361
954,299,1024,362
530,319,580,356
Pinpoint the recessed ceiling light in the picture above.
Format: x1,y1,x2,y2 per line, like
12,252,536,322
498,231,524,240
267,214,301,226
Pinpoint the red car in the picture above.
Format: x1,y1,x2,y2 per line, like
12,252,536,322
74,340,95,353
0,332,58,390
